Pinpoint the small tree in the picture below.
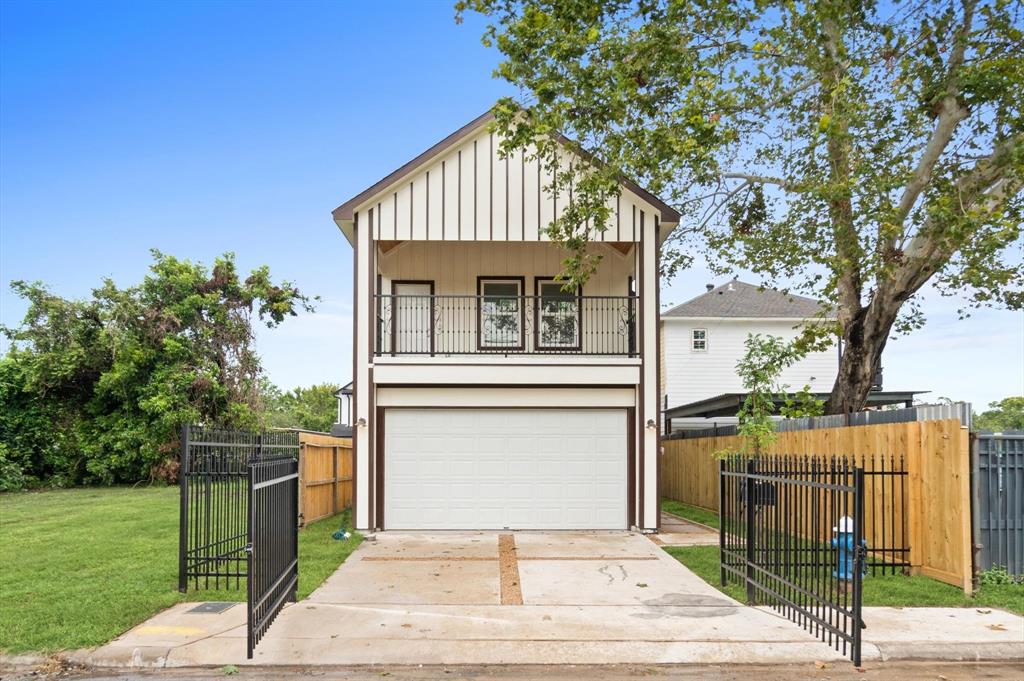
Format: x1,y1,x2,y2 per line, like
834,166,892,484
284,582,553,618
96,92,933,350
974,396,1024,431
729,334,825,456
263,382,342,433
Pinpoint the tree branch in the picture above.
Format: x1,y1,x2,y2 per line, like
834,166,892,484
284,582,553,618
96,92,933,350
891,0,974,226
895,131,1023,294
720,172,797,190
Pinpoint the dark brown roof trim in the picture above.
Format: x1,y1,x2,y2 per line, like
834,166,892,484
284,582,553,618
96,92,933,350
332,109,682,226
333,110,496,221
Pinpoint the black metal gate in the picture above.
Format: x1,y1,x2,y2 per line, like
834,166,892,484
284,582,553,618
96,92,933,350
178,424,299,658
720,456,866,665
246,452,299,658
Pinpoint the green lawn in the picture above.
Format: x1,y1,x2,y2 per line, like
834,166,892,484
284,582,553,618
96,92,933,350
661,498,720,530
665,545,1024,615
0,487,362,654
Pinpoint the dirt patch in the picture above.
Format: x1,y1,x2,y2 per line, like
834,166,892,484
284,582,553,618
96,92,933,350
498,534,524,605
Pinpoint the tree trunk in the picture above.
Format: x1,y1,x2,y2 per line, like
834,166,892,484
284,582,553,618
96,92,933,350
825,300,900,415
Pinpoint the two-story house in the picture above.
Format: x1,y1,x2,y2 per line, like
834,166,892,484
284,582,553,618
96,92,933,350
332,111,679,532
660,280,840,432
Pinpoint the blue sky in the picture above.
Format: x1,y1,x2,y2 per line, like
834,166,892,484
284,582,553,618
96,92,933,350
1,0,1021,410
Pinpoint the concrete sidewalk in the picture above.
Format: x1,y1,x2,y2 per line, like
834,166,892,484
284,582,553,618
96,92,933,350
69,532,1024,668
652,512,719,546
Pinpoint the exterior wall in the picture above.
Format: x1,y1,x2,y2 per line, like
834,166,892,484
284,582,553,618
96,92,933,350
638,215,658,530
661,318,839,408
346,126,670,532
376,387,635,408
361,127,658,243
373,363,639,386
378,241,633,296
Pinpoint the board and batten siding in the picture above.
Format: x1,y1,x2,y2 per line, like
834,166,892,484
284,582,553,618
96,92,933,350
378,241,633,296
362,129,657,243
661,319,839,408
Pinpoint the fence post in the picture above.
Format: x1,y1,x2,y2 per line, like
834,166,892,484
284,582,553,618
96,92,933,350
745,457,756,604
852,466,866,667
178,424,190,593
297,439,306,528
719,457,726,586
332,445,339,516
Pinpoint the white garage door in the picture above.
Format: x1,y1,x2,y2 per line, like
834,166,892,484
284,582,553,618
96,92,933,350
384,408,628,530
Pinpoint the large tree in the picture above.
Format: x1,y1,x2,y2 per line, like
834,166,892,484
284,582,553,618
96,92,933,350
457,0,1023,413
1,250,314,486
263,382,342,433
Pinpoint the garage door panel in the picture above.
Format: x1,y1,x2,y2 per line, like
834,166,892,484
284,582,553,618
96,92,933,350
384,408,627,530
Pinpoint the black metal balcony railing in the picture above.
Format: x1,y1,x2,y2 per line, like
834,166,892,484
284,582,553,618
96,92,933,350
374,294,637,356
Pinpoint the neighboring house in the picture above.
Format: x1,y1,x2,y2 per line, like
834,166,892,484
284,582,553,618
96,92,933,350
332,111,679,532
330,382,353,438
660,281,839,432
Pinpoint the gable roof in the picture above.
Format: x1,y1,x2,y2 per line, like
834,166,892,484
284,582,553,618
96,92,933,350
662,280,829,319
331,110,681,225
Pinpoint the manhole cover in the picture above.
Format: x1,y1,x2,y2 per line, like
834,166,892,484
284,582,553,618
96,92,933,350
186,602,237,614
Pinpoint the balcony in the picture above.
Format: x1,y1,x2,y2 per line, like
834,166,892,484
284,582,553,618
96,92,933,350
374,294,637,357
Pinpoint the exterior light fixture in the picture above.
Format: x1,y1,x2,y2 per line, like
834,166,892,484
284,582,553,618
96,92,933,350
646,419,657,429
356,417,367,428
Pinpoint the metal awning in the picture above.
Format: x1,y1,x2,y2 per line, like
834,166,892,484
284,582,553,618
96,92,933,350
663,391,925,419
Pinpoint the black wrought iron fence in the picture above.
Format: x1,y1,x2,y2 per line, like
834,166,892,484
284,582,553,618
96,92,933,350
178,425,299,592
720,456,867,665
247,453,300,658
374,294,637,356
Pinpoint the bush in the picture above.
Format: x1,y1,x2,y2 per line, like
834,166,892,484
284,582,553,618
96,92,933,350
0,444,29,492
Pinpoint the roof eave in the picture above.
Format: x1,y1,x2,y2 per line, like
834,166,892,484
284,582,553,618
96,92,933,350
331,109,681,229
661,315,836,322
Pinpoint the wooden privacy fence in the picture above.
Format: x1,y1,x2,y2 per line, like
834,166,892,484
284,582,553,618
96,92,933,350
295,432,353,526
660,418,973,593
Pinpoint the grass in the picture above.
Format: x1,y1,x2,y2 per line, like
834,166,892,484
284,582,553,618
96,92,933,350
0,486,362,654
664,545,1024,615
661,497,720,530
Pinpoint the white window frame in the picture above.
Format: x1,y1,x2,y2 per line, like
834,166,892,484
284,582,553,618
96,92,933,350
479,278,524,349
691,328,708,352
535,278,581,350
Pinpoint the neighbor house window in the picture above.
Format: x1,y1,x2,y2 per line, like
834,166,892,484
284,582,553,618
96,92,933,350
535,278,580,350
479,278,523,348
691,328,707,352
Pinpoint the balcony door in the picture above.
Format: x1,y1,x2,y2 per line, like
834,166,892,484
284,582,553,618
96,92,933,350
392,281,433,355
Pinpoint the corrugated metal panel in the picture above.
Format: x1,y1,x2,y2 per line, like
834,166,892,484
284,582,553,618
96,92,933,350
665,402,972,440
975,433,1024,575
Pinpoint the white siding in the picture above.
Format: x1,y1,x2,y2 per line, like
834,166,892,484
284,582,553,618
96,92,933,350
661,319,839,408
378,241,633,295
354,127,661,243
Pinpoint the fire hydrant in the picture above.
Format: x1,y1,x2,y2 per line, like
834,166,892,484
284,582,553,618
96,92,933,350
831,515,867,587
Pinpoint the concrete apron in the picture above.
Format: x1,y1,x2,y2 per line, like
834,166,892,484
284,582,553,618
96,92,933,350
75,532,1024,668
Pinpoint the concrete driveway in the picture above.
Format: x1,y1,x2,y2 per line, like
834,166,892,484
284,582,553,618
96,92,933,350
87,531,874,666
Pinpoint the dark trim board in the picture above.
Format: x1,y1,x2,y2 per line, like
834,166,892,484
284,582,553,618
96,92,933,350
627,407,636,529
367,218,377,531
376,383,637,390
375,406,385,531
637,210,645,530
